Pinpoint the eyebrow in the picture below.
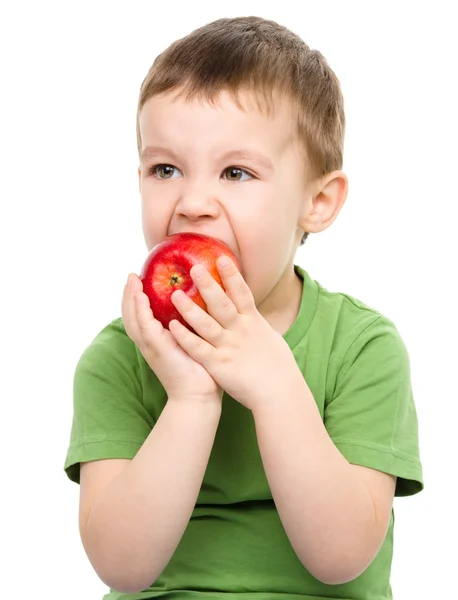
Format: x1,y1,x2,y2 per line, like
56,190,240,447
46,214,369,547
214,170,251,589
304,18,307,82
141,146,273,170
141,146,180,164
218,149,273,171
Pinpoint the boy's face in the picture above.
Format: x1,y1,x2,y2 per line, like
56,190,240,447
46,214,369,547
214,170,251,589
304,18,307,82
138,89,319,316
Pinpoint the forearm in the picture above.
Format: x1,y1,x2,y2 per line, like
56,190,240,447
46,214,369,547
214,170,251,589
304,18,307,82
83,396,221,592
252,376,382,584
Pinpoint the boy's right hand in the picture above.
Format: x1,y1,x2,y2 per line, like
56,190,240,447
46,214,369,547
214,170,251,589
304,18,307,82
122,273,223,403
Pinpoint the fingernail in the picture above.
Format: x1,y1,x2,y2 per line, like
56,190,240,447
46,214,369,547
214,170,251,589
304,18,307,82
191,265,204,279
171,290,186,304
218,256,230,269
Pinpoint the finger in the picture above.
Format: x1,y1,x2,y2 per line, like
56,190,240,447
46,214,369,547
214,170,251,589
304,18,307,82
169,317,213,365
171,289,223,345
121,274,143,342
189,264,238,327
134,287,163,345
216,257,255,314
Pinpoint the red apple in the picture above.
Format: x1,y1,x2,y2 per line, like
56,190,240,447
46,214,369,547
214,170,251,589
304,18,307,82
139,232,239,331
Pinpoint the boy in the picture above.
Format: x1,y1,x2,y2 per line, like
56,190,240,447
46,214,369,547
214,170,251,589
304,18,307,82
64,16,423,599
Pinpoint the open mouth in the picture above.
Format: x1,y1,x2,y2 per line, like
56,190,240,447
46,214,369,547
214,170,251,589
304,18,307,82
166,230,241,267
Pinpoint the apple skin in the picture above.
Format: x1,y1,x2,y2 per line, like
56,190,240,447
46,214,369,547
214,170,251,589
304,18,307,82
139,233,240,331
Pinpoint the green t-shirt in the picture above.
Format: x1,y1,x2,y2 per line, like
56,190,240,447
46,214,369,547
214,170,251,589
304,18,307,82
64,265,423,600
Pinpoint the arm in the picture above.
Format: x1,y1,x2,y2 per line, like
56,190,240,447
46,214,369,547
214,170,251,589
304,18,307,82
165,260,398,585
252,374,396,585
80,395,221,593
78,272,223,592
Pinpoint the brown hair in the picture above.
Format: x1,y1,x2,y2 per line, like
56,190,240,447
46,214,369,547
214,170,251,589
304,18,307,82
136,16,345,244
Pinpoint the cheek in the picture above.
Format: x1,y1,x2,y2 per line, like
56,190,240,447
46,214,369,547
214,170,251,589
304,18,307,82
236,239,283,304
234,217,296,302
141,198,170,250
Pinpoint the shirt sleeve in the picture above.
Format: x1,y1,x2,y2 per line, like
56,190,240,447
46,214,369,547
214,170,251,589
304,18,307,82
324,315,423,497
63,318,155,484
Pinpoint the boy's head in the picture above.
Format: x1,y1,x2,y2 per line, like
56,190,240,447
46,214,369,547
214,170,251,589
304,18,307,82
136,16,347,311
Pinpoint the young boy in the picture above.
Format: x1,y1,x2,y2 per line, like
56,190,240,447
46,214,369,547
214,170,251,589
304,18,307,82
64,15,423,599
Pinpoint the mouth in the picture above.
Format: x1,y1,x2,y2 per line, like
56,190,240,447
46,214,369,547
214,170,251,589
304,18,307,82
168,230,233,249
167,230,241,267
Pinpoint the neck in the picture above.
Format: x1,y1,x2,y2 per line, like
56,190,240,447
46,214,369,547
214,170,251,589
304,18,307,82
257,267,303,335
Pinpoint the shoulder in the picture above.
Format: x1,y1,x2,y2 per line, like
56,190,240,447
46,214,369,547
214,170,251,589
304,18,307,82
77,317,138,365
303,268,405,358
308,279,423,496
82,316,131,350
65,318,155,484
318,279,391,333
301,271,411,385
74,317,147,392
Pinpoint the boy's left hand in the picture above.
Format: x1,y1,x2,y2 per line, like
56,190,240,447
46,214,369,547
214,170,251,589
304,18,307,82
168,257,300,411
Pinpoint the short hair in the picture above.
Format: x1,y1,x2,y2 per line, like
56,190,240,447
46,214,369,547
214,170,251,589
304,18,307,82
136,16,345,244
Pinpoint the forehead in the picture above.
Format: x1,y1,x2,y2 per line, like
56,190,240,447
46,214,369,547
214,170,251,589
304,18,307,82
138,88,300,156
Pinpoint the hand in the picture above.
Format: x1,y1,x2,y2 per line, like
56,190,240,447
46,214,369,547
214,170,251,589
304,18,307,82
167,258,301,411
122,273,222,403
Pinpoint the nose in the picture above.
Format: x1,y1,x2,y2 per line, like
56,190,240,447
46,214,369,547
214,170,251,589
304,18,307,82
175,181,220,221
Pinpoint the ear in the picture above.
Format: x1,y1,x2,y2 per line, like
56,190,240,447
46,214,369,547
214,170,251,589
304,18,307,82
299,170,348,234
137,166,142,194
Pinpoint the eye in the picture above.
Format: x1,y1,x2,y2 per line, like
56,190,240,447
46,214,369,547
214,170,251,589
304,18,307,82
223,167,253,182
149,164,182,179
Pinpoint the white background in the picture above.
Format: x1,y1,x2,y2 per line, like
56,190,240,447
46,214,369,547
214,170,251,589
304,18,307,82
1,1,456,598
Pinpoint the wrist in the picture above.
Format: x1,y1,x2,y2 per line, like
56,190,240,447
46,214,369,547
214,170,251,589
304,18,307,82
167,391,223,410
164,395,222,433
250,367,308,418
